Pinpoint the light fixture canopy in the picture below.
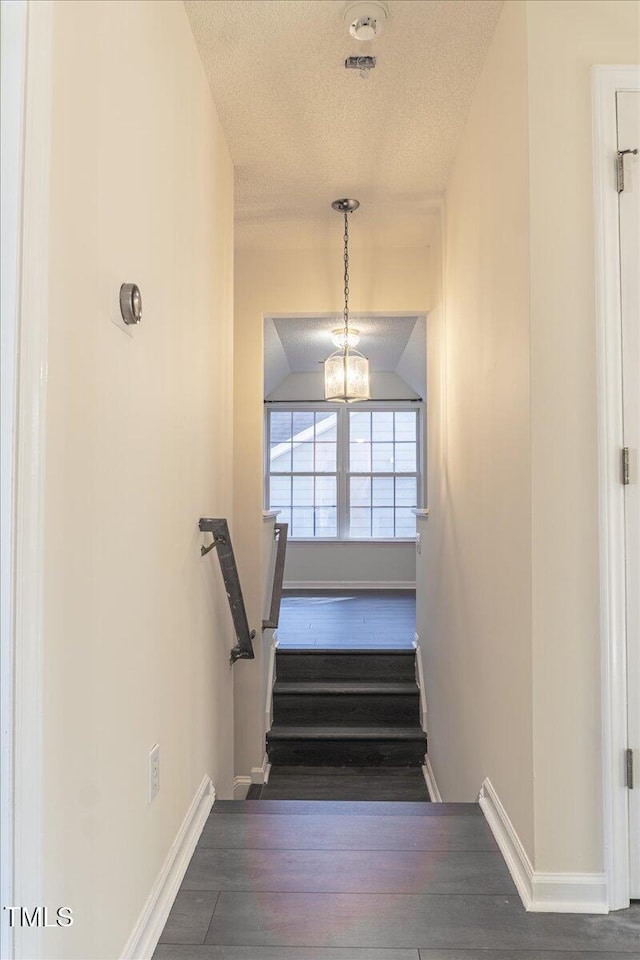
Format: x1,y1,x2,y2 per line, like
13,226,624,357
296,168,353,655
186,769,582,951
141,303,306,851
324,199,370,403
344,1,388,41
332,327,360,349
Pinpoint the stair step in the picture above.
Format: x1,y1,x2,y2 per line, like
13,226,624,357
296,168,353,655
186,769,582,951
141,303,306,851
276,648,416,681
267,725,425,740
273,681,418,695
266,724,427,767
272,681,420,726
212,799,481,815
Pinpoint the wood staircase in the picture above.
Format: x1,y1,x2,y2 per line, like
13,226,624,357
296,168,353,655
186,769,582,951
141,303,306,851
266,648,427,767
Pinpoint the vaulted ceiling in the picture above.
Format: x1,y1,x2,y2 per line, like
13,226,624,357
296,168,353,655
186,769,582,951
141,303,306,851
184,0,502,246
264,314,427,398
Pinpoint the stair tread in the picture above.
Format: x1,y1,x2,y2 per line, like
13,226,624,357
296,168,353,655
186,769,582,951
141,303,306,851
273,681,419,695
267,724,426,741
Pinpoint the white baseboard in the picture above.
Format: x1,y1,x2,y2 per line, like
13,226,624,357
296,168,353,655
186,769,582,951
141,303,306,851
531,872,608,913
479,777,607,914
251,755,271,785
283,580,416,590
233,775,251,798
121,775,215,959
422,755,442,802
234,757,272,798
479,777,533,908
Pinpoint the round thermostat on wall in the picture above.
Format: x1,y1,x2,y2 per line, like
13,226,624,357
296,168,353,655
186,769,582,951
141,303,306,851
119,283,142,325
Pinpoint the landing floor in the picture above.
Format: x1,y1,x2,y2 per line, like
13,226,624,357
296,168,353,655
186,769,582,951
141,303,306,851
154,801,640,958
277,589,416,649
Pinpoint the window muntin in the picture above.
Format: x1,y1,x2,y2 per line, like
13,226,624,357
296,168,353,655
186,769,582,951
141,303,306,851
268,411,338,538
266,405,420,540
347,410,418,538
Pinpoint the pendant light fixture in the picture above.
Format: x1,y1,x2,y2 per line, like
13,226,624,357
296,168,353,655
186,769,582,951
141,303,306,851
324,199,371,402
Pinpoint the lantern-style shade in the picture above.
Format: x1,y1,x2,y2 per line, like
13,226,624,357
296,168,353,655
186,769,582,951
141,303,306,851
324,348,370,402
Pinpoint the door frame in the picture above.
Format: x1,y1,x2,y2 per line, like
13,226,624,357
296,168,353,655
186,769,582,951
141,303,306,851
592,63,640,913
0,1,53,956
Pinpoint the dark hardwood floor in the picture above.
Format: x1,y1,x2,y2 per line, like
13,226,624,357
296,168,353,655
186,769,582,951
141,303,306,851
276,589,416,649
153,593,640,957
154,800,640,958
251,766,429,801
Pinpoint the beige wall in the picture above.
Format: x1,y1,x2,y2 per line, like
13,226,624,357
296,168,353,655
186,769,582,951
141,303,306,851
527,0,640,874
423,0,535,856
234,243,431,778
42,2,235,957
423,0,640,879
284,541,417,587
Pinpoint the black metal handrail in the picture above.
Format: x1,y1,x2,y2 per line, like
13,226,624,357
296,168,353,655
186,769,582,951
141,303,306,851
199,518,255,664
262,522,288,630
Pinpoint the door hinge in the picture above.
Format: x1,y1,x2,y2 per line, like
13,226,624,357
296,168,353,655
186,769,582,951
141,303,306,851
622,447,631,485
617,148,638,193
626,748,636,789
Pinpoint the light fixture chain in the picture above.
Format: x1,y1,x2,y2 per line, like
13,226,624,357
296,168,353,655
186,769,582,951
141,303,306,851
343,211,350,336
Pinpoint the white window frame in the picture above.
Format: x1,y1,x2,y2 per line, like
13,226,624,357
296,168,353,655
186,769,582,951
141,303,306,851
266,404,340,540
265,400,423,543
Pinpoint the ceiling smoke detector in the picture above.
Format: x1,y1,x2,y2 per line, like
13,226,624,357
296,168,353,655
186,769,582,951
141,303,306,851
344,1,388,41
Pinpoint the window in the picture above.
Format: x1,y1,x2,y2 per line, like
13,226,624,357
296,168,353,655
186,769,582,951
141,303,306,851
268,410,338,538
348,411,418,538
266,405,421,540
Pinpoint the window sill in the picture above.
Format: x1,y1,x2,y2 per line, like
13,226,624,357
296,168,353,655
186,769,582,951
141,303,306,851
287,538,417,544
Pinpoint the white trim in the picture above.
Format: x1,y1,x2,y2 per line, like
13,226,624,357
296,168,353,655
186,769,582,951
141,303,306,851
286,538,417,544
422,756,441,803
265,637,277,733
0,4,28,956
234,761,271,797
412,508,430,520
283,580,416,590
479,777,534,909
413,635,428,732
531,873,608,914
593,64,640,912
262,510,281,521
265,311,426,322
479,778,607,914
251,755,271,785
233,776,252,799
2,4,54,958
121,775,215,960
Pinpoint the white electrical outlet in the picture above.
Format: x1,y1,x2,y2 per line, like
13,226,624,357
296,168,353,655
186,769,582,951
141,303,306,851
148,744,160,803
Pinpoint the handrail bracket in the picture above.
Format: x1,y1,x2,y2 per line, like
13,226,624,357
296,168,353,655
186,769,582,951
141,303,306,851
201,533,227,557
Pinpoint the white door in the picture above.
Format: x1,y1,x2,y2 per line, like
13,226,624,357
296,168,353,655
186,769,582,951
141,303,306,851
618,89,640,899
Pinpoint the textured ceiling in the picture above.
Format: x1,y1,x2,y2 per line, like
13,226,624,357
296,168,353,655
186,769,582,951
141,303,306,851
270,314,419,371
184,0,502,245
